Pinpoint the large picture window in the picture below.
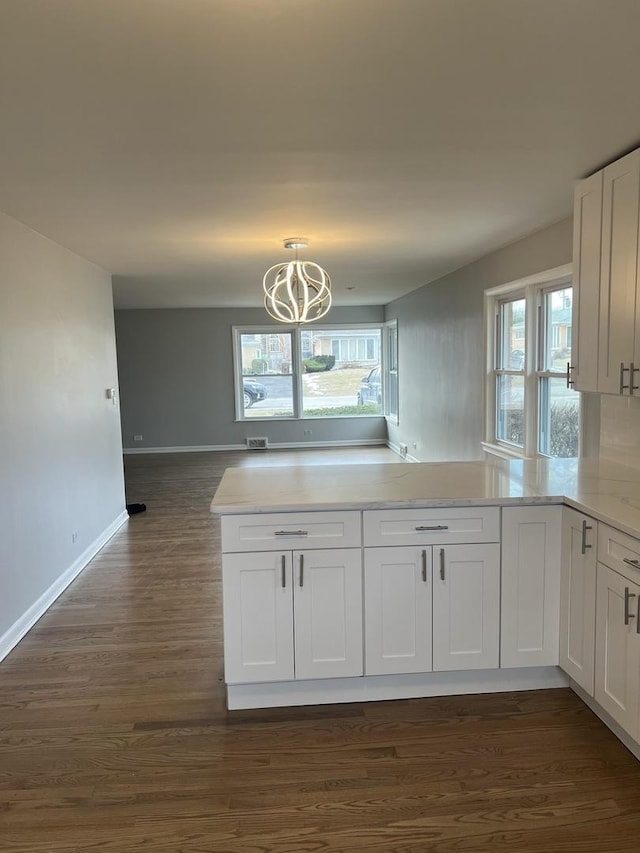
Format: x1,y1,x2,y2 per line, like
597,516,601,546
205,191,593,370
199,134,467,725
234,325,385,420
485,268,580,458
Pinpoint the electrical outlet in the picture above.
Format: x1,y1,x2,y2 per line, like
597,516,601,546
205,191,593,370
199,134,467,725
304,429,313,436
134,434,143,441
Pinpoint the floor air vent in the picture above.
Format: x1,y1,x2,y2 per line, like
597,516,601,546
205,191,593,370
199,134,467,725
246,437,269,450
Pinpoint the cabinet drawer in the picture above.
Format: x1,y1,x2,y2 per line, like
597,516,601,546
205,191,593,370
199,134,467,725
597,523,640,581
363,507,500,547
221,511,362,553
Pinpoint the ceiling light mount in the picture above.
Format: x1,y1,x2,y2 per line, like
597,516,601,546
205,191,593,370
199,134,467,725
283,238,308,250
263,239,332,324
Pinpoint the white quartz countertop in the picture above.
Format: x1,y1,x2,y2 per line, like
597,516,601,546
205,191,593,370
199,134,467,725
210,457,640,540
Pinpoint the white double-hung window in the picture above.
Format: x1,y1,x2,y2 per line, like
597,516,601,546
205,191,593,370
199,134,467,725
485,266,580,458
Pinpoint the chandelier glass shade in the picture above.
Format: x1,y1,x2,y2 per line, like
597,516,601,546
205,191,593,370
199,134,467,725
263,240,332,324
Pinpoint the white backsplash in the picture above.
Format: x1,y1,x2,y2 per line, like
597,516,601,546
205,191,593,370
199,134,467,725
599,394,640,469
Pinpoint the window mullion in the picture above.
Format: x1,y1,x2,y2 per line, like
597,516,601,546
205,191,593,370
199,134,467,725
292,327,303,419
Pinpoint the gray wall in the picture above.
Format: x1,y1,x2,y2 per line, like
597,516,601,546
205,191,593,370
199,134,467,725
385,218,575,461
115,306,387,450
0,211,126,650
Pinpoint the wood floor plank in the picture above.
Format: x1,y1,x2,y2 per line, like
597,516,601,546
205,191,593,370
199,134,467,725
1,447,640,852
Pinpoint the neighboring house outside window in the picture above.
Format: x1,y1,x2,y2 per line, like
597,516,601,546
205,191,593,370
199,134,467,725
234,325,388,420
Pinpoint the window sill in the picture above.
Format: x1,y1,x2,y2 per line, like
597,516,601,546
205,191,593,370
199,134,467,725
481,441,533,462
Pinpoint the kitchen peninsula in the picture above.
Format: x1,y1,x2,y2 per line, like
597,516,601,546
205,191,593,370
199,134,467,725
211,456,640,760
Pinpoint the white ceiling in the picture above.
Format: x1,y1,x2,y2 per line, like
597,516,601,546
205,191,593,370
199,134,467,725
1,0,640,309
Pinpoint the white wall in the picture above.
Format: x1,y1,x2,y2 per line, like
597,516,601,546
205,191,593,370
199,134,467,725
0,212,126,656
384,218,575,461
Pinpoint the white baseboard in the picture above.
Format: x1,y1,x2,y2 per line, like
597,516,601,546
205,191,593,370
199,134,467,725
0,510,129,663
570,681,640,762
123,439,387,455
227,666,569,710
385,440,418,462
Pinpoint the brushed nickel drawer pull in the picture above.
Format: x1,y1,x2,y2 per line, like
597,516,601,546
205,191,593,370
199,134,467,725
421,550,427,583
274,529,308,536
624,587,636,625
415,525,449,532
299,554,304,588
439,548,445,581
623,557,640,568
581,520,593,555
281,555,286,588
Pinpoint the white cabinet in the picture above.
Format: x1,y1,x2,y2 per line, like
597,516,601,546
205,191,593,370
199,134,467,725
293,548,363,680
571,171,602,392
598,149,640,395
222,545,362,684
572,146,640,395
594,562,640,738
500,506,562,668
593,523,640,738
432,543,500,671
363,507,500,547
222,510,363,684
559,508,597,694
364,546,432,676
221,510,361,552
222,551,294,684
362,508,500,675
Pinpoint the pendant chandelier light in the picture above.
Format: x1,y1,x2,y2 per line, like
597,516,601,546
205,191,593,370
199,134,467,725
263,238,332,324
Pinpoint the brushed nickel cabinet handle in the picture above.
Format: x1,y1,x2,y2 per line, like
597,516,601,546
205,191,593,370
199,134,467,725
624,587,636,625
299,554,304,588
620,362,630,394
623,557,640,568
439,548,445,581
632,362,639,394
421,550,427,583
281,554,286,588
415,525,449,532
274,529,308,536
581,520,593,555
566,362,575,388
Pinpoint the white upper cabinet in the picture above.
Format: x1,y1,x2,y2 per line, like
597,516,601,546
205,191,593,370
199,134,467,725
598,149,640,395
572,171,602,392
573,146,640,395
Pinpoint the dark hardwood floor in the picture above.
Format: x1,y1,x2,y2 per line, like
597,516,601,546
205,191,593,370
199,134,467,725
1,448,640,852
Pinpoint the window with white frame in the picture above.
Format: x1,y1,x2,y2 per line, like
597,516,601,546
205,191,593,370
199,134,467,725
383,319,398,422
486,270,580,458
234,325,385,420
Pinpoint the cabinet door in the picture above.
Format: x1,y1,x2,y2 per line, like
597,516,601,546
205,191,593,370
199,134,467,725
598,149,640,394
432,544,500,671
222,552,294,684
293,549,363,680
364,547,432,676
594,563,640,738
572,171,602,392
501,506,562,668
559,508,597,694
